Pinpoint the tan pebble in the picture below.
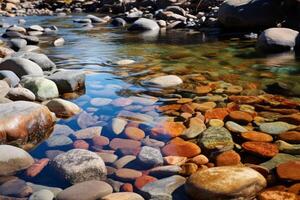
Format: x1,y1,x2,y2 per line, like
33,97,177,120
189,155,209,166
209,119,224,127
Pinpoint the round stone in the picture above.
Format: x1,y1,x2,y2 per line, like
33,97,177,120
29,189,54,200
138,146,163,167
179,163,198,176
124,127,145,141
92,135,110,147
189,155,209,166
242,141,279,158
145,75,183,88
204,108,228,121
151,121,186,139
111,97,133,107
241,131,273,142
115,168,142,182
229,111,253,124
45,98,81,118
215,150,241,166
225,121,248,133
209,119,224,127
109,138,141,150
163,156,187,166
162,137,201,158
73,140,89,150
259,122,297,135
258,190,297,200
120,183,133,192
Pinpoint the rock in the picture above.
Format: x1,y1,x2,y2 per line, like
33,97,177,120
0,47,15,58
0,58,43,78
73,140,89,149
0,80,10,98
229,110,253,124
13,52,56,71
151,121,186,139
140,175,186,200
149,165,181,177
26,182,62,197
73,126,102,140
276,161,300,181
51,124,74,136
0,70,20,87
97,153,118,164
90,98,112,106
125,127,145,140
198,127,234,151
276,140,300,154
259,122,297,135
138,146,163,167
0,101,55,143
52,149,107,184
113,155,136,169
0,145,34,176
115,59,135,66
215,150,241,166
22,77,59,101
142,136,165,148
129,96,158,105
53,37,65,47
48,70,85,93
29,190,54,200
185,166,267,200
56,180,112,200
279,131,300,143
189,155,209,166
115,168,142,182
162,137,201,158
46,135,73,147
182,117,206,139
145,75,182,88
109,138,141,150
112,118,127,135
10,38,27,51
241,131,273,142
92,135,109,147
225,121,247,133
179,163,198,176
6,87,36,101
257,28,299,53
218,0,284,28
111,18,127,27
102,192,144,200
0,178,33,198
76,112,99,129
26,158,49,177
204,108,229,121
73,18,92,24
28,25,44,32
128,18,159,31
260,153,300,170
111,97,133,107
258,190,298,200
242,141,278,158
45,98,81,118
134,175,157,189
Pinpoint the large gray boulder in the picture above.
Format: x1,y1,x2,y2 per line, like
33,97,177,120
218,0,284,28
257,28,299,53
0,57,43,78
52,149,107,184
128,18,160,31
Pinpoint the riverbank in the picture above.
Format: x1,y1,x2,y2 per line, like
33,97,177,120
0,1,300,200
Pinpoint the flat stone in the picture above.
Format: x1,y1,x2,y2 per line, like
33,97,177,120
26,183,62,197
215,150,241,166
185,166,266,200
112,118,127,135
56,180,112,200
97,153,118,164
162,137,201,158
204,108,228,121
7,87,36,101
76,112,99,129
0,145,34,176
149,165,182,178
115,168,142,182
260,153,300,170
45,98,81,118
92,135,109,147
279,131,300,143
182,117,206,139
134,175,157,189
277,161,300,181
73,126,102,139
0,178,32,198
13,52,56,71
102,192,144,200
151,121,186,140
259,122,297,135
242,141,279,158
164,156,187,166
138,146,163,167
73,140,89,150
276,140,300,155
109,138,141,150
129,96,158,105
124,127,145,140
258,190,297,200
113,155,137,169
26,158,49,177
0,70,20,87
229,110,253,124
90,98,112,106
241,131,273,142
145,75,182,88
51,124,74,136
141,136,165,148
189,155,209,166
46,135,73,147
29,189,54,200
225,121,248,133
179,163,198,176
111,97,133,107
52,149,107,184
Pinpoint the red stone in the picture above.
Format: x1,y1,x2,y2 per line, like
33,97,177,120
241,131,273,142
109,138,141,150
92,135,110,147
73,140,89,150
134,175,157,189
242,141,279,158
215,150,241,166
258,190,297,200
204,108,228,121
120,183,133,192
229,95,263,104
151,121,186,139
162,137,201,158
229,111,253,124
26,158,49,177
277,161,300,181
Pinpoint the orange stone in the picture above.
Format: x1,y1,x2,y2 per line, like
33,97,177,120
241,131,273,142
189,155,209,166
92,135,110,147
109,138,141,150
191,102,216,112
124,127,145,141
73,140,89,150
258,190,297,200
134,175,157,189
229,95,263,104
277,161,300,181
162,137,201,158
120,183,133,192
279,131,300,144
177,98,193,104
181,104,194,114
279,113,300,125
204,108,229,121
215,150,241,166
151,121,186,139
179,163,198,176
196,85,212,94
157,104,181,112
288,183,300,194
229,111,253,124
242,141,279,158
164,156,187,166
26,158,49,177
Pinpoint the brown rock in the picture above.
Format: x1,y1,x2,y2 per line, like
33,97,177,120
229,111,253,124
279,131,300,144
258,190,297,200
181,104,194,114
192,102,216,112
109,138,141,150
242,141,279,158
151,121,186,139
26,158,49,177
73,140,89,150
204,108,228,122
120,183,133,192
157,104,181,112
179,163,198,176
134,175,157,189
288,183,300,194
162,137,201,158
189,155,209,166
93,135,110,147
215,150,241,166
241,131,273,142
115,168,142,182
229,95,263,104
124,127,145,141
164,156,187,166
196,85,212,94
279,113,300,125
277,161,300,181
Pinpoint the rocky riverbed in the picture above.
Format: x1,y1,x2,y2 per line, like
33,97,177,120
0,0,300,200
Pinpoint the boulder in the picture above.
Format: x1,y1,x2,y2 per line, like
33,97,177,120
138,146,163,167
218,0,284,28
52,149,107,184
9,38,27,51
0,101,55,144
257,28,299,53
128,18,160,31
185,166,267,200
13,52,56,71
0,145,34,176
6,87,36,101
0,58,43,78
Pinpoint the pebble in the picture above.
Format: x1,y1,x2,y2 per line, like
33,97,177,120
215,150,241,166
259,122,297,135
241,131,273,142
97,153,118,164
145,75,183,88
124,127,145,140
198,127,234,150
115,59,135,65
115,168,142,182
229,110,253,124
134,175,157,189
113,155,136,169
102,192,144,200
112,118,127,135
109,138,141,150
46,135,72,147
275,140,300,154
90,98,112,106
258,190,297,200
162,137,201,158
6,87,36,101
189,155,209,166
45,98,81,118
164,156,187,166
73,126,102,140
141,136,165,148
111,97,133,107
204,108,228,121
260,153,300,170
279,131,300,143
53,37,65,47
225,121,248,133
138,146,163,167
92,135,110,147
26,158,49,177
73,140,89,150
149,165,182,177
151,121,186,139
182,117,206,139
276,161,300,181
120,183,133,192
29,190,54,200
0,178,33,198
242,141,279,158
179,163,198,176
26,183,62,197
209,119,224,127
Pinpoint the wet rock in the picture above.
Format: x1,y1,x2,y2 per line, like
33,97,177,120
259,122,297,135
204,108,228,121
0,101,55,143
215,150,241,166
53,37,65,47
129,96,158,105
48,70,85,93
9,38,27,51
0,178,33,198
115,59,135,66
113,155,136,169
73,140,89,150
111,18,127,27
149,165,181,177
52,149,107,184
229,110,253,124
76,112,99,129
140,175,186,200
0,70,20,87
73,126,102,140
198,127,234,151
138,146,163,167
225,121,247,133
190,155,209,166
112,118,127,135
258,190,298,200
276,161,300,181
124,127,145,140
7,87,36,101
242,141,278,158
46,135,73,148
218,0,284,28
29,189,54,200
111,97,133,107
179,163,198,176
0,80,10,98
28,25,44,32
128,18,159,31
162,137,201,158
0,145,34,176
115,168,142,182
26,182,62,197
22,77,59,101
57,180,112,200
0,47,15,58
182,117,206,139
276,140,300,154
134,175,157,189
45,98,81,118
260,153,300,170
73,18,92,24
90,98,112,106
0,58,43,78
102,192,144,200
145,75,182,88
241,131,273,142
185,166,266,200
120,183,133,192
26,158,49,177
279,131,300,143
141,136,165,148
151,121,186,139
109,138,141,150
51,124,74,136
97,153,118,164
257,28,299,53
163,156,187,166
13,52,56,71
